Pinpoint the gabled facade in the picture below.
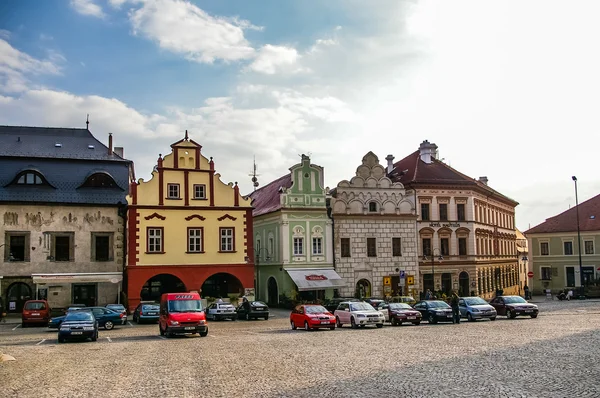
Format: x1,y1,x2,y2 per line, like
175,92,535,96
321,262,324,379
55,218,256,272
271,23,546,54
126,131,253,312
389,140,521,299
330,152,419,299
524,193,600,295
249,155,339,304
0,126,133,312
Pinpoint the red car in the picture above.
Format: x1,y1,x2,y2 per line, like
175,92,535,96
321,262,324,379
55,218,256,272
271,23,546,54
290,304,336,331
22,300,51,327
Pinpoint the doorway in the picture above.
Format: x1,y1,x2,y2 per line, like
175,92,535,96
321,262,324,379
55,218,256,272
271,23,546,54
441,273,452,294
6,282,32,313
355,279,371,298
73,284,97,307
267,277,278,305
141,274,186,302
566,267,575,287
459,272,470,296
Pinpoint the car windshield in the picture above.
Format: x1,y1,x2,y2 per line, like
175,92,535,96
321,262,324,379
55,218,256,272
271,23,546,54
305,306,327,314
428,301,450,308
350,302,375,311
65,311,94,321
107,305,125,310
465,297,488,306
67,307,83,312
24,302,46,310
503,296,527,304
251,301,266,307
389,303,411,310
168,299,203,312
142,305,159,311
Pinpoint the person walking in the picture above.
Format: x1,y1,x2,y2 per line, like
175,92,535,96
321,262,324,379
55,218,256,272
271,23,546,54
425,289,432,300
450,291,460,324
524,284,530,300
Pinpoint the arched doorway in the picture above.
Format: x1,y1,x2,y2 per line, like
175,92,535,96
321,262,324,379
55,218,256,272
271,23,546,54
201,273,243,299
6,282,33,313
441,273,452,295
140,274,186,302
459,271,470,297
267,277,278,305
355,279,371,298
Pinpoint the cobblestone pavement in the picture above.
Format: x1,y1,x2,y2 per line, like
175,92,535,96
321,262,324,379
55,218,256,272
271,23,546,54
1,299,600,398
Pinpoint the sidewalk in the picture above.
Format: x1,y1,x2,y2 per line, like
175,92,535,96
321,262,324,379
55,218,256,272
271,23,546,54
0,314,21,325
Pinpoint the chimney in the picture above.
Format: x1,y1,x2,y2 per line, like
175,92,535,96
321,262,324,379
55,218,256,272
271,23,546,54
385,154,395,174
478,176,489,185
108,133,113,156
114,147,124,158
419,140,438,164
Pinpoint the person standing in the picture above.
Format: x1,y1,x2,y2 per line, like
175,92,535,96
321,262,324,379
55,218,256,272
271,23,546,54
524,284,530,300
425,289,432,300
450,291,460,324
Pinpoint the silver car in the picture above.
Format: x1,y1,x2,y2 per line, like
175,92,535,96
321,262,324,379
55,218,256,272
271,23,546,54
458,297,497,322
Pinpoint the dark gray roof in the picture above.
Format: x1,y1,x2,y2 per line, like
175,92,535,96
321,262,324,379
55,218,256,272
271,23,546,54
0,126,128,161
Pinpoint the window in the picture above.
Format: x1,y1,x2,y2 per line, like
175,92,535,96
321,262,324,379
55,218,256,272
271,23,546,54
13,170,49,186
457,204,466,221
422,238,431,256
188,228,204,253
167,183,180,199
51,233,74,261
312,237,323,255
458,238,467,256
367,238,377,257
193,184,206,199
147,228,163,253
440,238,449,256
585,240,594,255
421,203,430,221
341,238,351,257
220,228,234,252
79,173,118,188
269,237,274,258
368,202,378,213
540,242,549,256
439,204,448,221
91,233,113,262
563,241,573,255
4,232,30,261
541,266,552,280
293,237,304,255
392,237,402,256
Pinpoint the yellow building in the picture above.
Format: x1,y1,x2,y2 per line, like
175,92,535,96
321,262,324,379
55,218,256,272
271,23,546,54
126,131,254,312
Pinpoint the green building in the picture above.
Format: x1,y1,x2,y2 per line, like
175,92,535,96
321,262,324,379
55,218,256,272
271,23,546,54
248,155,343,305
525,193,600,296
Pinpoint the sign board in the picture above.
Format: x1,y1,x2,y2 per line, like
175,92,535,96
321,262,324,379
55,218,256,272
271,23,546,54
406,275,414,285
527,271,534,278
383,276,391,286
9,301,16,311
399,270,406,279
305,274,328,281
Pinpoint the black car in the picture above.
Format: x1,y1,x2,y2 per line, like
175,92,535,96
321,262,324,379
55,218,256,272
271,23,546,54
58,310,98,343
362,297,385,308
236,300,269,320
133,303,160,323
413,300,454,324
324,297,359,314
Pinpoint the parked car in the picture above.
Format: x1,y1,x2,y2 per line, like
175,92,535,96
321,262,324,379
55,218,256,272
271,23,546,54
58,310,98,343
413,300,454,324
290,304,336,331
389,296,417,306
378,302,422,325
87,307,126,330
62,303,86,315
458,297,497,322
324,297,359,314
133,303,160,323
236,300,269,320
362,297,385,308
21,300,51,327
334,301,384,329
206,301,237,321
49,306,86,329
106,304,127,319
489,295,539,319
159,292,207,337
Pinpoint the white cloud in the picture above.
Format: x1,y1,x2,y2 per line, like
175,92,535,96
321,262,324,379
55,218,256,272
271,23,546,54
128,0,257,63
70,0,106,19
108,0,128,8
247,45,306,75
0,30,11,40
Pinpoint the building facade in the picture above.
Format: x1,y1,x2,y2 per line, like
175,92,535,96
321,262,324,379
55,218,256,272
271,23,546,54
126,131,254,312
524,193,600,295
249,155,339,304
330,152,419,299
0,126,132,312
389,140,520,299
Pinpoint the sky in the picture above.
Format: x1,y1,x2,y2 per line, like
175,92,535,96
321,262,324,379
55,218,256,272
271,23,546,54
1,0,599,232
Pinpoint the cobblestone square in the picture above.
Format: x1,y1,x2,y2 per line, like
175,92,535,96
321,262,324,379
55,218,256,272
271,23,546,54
1,299,600,398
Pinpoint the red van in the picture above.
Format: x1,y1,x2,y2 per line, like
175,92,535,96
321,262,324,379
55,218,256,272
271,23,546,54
22,300,51,327
159,293,208,337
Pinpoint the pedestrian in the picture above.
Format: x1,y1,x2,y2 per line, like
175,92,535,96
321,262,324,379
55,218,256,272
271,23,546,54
425,289,432,300
524,284,530,300
450,291,460,324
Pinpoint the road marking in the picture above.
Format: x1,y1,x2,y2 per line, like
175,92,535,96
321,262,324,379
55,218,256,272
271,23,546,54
106,337,113,343
158,336,167,340
36,339,46,345
128,322,133,327
12,324,20,331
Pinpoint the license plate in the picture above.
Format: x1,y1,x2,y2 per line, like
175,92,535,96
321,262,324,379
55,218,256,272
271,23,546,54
184,327,195,330
368,319,377,322
32,313,40,316
446,315,453,318
148,312,157,315
525,310,533,313
407,316,416,320
256,308,264,311
320,321,330,324
71,331,83,335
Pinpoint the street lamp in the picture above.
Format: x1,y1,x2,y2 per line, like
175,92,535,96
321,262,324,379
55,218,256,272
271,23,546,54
572,176,584,298
255,248,271,301
423,248,443,294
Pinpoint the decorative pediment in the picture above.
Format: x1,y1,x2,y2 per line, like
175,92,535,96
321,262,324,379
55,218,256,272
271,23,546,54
185,214,206,221
217,214,237,221
144,212,166,220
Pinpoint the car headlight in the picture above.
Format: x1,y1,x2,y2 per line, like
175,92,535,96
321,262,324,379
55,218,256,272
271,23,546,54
199,320,206,325
60,327,69,331
471,308,481,312
169,320,179,326
378,312,384,317
357,314,366,318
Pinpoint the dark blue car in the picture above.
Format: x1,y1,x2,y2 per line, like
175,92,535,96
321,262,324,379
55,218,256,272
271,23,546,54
51,306,124,330
133,303,160,323
58,311,98,343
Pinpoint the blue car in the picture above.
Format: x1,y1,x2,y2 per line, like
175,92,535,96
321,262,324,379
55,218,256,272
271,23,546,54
50,306,124,330
133,303,160,323
48,306,86,329
58,310,98,343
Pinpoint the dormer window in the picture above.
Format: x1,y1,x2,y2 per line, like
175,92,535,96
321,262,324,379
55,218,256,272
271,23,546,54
8,170,51,187
368,202,378,213
79,172,119,188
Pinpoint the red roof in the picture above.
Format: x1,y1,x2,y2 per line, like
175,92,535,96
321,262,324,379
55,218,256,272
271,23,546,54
390,150,518,206
525,193,600,234
248,174,292,217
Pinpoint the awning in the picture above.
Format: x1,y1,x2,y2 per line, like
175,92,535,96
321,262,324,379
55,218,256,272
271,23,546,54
32,272,123,284
284,268,346,291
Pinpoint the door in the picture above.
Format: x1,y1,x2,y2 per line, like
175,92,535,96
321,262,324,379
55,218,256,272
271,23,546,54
582,267,595,285
6,282,32,313
459,272,470,297
441,273,452,295
73,284,97,307
566,267,575,287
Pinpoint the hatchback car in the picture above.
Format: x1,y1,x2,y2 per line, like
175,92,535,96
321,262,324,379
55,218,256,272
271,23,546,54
378,302,422,326
58,310,98,343
206,301,237,321
458,297,497,322
290,304,336,331
236,300,269,320
21,300,51,327
413,300,454,324
489,295,539,319
133,303,160,323
324,297,359,314
334,301,384,328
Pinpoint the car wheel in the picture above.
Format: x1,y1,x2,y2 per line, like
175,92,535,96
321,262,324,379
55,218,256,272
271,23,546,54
336,317,342,328
351,317,358,329
531,314,538,319
376,323,383,328
58,336,65,344
199,330,208,337
91,332,97,342
413,322,420,326
159,324,165,336
329,326,335,331
391,318,398,326
506,309,514,319
21,323,26,328
291,320,297,330
490,317,496,321
104,321,114,330
264,315,269,320
428,314,437,324
304,321,311,331
467,313,474,322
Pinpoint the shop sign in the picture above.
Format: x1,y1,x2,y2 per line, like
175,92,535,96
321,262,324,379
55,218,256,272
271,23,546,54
383,276,391,286
406,275,414,285
305,274,328,281
429,222,461,228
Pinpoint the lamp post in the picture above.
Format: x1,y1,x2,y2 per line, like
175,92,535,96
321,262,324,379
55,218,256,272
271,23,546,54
423,248,443,295
572,176,584,298
255,248,271,301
